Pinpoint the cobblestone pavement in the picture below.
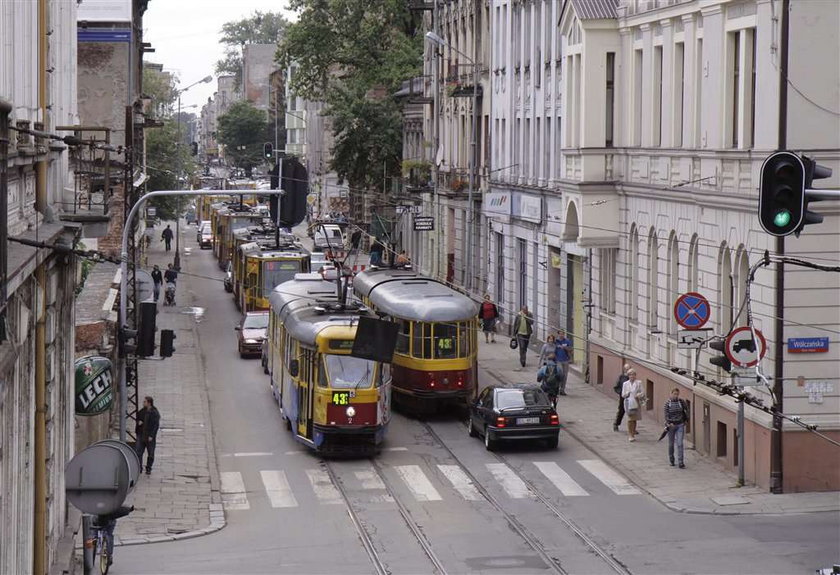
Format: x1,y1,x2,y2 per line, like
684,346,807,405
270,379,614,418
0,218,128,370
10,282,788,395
114,227,225,545
477,337,840,515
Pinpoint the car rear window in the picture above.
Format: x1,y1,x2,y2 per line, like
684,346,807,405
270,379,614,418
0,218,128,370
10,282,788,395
495,389,549,410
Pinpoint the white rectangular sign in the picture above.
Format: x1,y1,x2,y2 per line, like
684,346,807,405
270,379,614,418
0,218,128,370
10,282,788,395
677,328,712,349
78,0,132,22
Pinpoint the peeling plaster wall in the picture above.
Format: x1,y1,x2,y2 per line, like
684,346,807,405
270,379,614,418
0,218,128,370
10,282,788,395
77,42,129,148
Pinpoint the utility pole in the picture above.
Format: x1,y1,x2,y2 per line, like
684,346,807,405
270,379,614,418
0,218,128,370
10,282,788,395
431,0,440,280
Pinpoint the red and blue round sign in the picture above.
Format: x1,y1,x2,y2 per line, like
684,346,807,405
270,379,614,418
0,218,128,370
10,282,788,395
673,292,711,330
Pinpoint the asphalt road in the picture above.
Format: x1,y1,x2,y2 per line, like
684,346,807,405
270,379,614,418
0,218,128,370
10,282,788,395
114,225,840,575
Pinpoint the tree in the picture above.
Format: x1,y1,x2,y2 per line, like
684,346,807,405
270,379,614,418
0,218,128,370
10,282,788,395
146,120,196,219
278,0,422,197
215,11,289,89
142,66,177,118
217,101,270,177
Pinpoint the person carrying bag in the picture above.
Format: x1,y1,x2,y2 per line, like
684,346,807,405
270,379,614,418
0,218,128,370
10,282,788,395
621,369,645,442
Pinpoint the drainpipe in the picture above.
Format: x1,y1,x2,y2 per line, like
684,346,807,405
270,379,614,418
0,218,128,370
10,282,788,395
34,0,49,571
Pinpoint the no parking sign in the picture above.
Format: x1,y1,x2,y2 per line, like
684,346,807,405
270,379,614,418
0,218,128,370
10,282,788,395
673,292,711,330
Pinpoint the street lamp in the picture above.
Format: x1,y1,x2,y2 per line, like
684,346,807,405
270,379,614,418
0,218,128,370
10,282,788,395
174,75,213,269
424,31,479,292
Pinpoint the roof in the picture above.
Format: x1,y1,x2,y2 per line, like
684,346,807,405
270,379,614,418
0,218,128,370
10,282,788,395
571,0,618,20
268,276,371,346
353,269,479,323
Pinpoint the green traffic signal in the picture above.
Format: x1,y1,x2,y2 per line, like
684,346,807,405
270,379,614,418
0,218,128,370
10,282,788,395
773,209,792,228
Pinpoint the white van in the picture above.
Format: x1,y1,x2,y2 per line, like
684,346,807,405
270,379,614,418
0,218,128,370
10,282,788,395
313,224,345,252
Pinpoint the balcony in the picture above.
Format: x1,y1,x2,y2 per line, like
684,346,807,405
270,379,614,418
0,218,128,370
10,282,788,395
402,160,432,194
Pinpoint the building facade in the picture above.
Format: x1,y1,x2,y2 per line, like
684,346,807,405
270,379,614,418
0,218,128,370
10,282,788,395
558,0,839,491
0,1,84,572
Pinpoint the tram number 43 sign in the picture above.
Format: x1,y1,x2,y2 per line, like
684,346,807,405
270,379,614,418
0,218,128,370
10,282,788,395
331,391,355,405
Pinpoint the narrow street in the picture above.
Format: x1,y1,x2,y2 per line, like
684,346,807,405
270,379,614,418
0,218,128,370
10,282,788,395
112,224,839,575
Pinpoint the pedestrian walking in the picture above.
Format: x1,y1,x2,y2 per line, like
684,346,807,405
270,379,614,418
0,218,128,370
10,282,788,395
664,388,689,468
164,263,178,285
151,265,163,301
538,334,557,365
161,225,174,252
512,306,534,368
369,237,384,267
554,330,573,395
613,363,631,431
621,369,645,441
479,294,500,343
537,361,561,408
135,396,161,474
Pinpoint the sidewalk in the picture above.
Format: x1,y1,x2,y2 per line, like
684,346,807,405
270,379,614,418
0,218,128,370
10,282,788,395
477,338,840,515
114,228,225,545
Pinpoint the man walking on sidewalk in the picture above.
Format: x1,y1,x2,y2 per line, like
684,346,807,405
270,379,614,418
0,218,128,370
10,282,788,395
664,388,688,468
512,306,533,368
613,363,631,431
151,265,163,301
554,330,573,395
135,396,161,474
161,225,174,252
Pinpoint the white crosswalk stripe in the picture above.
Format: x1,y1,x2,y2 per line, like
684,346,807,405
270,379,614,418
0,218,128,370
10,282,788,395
220,471,250,510
260,470,298,508
354,469,394,503
437,465,483,501
577,459,641,495
394,465,443,501
485,463,534,499
306,469,343,504
533,462,589,496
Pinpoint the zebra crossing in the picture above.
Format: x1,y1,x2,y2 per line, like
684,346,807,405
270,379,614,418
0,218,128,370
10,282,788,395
220,458,642,511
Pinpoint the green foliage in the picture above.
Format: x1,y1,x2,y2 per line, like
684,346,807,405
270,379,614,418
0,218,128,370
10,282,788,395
278,0,422,192
217,101,271,177
215,11,289,89
146,119,196,219
142,67,177,118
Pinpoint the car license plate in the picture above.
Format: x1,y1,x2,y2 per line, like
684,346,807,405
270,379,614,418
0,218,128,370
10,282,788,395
517,417,540,425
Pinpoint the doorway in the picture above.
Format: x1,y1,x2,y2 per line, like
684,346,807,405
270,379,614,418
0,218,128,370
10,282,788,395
566,254,585,368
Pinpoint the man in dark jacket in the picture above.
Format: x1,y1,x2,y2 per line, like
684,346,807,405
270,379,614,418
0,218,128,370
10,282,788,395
151,265,163,301
512,306,534,368
161,225,174,251
135,396,161,474
613,363,631,431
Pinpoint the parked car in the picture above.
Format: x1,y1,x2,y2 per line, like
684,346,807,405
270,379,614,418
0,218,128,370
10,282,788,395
313,223,345,252
198,222,213,249
235,311,269,358
310,252,330,272
468,383,560,451
223,261,233,293
196,220,211,243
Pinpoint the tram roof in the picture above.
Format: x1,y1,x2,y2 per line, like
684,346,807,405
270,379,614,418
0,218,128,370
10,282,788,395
269,275,369,345
353,269,478,322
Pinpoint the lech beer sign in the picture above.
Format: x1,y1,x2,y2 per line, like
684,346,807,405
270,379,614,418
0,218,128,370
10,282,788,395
75,356,114,415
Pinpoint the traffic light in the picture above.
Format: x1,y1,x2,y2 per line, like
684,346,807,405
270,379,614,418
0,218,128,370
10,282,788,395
160,329,176,358
759,151,831,236
708,339,731,373
263,142,273,160
137,302,157,357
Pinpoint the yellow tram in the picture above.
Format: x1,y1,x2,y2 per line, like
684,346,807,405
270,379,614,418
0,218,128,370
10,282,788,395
267,274,392,453
353,268,479,414
211,205,265,269
234,241,310,311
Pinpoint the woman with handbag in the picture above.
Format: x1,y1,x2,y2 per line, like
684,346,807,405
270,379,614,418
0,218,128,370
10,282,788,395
621,369,645,442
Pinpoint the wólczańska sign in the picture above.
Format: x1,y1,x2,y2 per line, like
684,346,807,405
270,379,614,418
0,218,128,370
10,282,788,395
75,356,114,415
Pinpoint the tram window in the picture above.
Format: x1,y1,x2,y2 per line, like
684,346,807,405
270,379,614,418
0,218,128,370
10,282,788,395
395,321,410,355
434,323,457,359
324,355,375,389
458,322,468,357
412,322,432,359
317,359,328,388
263,260,301,295
247,272,258,294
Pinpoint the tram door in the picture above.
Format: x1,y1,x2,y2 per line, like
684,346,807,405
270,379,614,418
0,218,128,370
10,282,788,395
296,349,314,439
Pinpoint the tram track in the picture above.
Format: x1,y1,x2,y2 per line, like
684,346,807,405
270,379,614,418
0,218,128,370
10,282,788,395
324,459,448,575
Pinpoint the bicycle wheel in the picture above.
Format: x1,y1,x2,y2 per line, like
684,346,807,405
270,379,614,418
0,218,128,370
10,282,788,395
98,534,110,575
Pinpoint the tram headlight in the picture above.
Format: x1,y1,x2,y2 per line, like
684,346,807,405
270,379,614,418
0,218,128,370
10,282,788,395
345,406,356,418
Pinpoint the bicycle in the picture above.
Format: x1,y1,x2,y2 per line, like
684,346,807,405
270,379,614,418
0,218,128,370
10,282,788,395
86,505,133,575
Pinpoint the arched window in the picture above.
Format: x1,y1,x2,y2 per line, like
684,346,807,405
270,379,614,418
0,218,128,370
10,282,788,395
668,231,679,335
648,228,659,328
628,225,639,322
687,234,699,291
718,244,733,332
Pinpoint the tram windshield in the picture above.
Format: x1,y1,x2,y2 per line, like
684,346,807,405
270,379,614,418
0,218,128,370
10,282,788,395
262,260,301,294
323,354,376,389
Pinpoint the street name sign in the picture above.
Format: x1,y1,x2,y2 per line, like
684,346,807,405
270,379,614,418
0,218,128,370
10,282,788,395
673,292,711,329
725,326,767,368
787,336,829,353
414,216,434,231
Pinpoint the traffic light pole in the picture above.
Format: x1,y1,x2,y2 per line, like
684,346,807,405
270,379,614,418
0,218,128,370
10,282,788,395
118,189,285,441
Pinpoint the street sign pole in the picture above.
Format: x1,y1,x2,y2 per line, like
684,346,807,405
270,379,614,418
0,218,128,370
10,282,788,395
738,391,745,486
